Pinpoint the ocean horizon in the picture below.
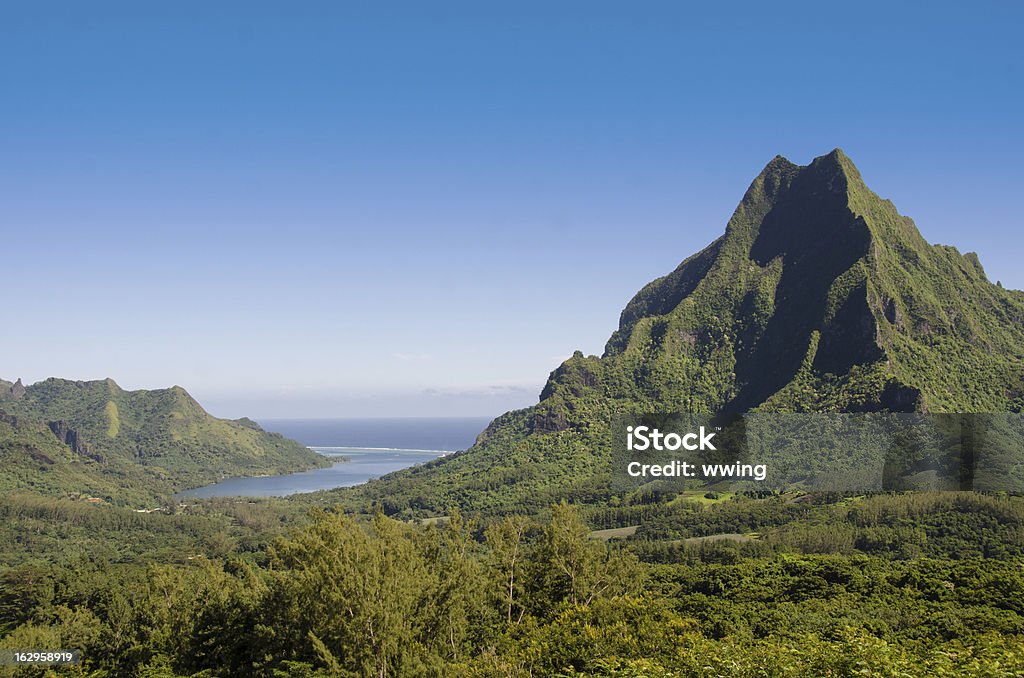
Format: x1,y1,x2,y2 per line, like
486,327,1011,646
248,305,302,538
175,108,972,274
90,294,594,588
258,416,493,452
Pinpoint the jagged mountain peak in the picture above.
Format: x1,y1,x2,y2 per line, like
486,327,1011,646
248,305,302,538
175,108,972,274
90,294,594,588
591,150,1024,413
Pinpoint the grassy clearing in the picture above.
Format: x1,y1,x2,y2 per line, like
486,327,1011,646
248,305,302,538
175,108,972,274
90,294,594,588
590,525,639,540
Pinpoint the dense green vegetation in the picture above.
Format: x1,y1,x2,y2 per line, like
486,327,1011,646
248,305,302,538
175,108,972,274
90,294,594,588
1,498,1023,677
0,492,323,569
0,378,328,504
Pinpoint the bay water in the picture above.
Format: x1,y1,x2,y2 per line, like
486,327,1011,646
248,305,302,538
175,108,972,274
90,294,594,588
178,417,489,498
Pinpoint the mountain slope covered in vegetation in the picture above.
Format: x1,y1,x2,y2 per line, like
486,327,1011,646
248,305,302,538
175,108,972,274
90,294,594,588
0,377,327,503
347,150,1024,516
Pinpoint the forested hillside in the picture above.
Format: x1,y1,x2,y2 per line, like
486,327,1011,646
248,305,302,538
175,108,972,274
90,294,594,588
2,499,1023,676
0,378,328,504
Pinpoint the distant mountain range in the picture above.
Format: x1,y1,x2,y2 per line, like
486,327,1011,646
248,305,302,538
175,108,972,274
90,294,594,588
351,149,1024,516
0,377,326,504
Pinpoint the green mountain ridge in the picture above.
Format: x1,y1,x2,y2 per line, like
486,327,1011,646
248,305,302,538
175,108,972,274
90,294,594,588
347,149,1024,516
0,377,328,503
594,148,1024,414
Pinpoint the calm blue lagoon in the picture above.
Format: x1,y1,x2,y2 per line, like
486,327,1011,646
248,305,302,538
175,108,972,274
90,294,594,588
178,417,489,498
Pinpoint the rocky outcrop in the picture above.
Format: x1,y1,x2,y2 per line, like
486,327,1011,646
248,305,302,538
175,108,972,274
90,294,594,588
47,420,105,462
1,378,26,399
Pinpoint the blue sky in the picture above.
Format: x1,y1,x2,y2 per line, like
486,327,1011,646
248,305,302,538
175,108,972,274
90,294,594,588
2,1,1022,418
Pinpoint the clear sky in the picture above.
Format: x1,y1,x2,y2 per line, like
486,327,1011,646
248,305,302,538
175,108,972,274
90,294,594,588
2,1,1022,418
